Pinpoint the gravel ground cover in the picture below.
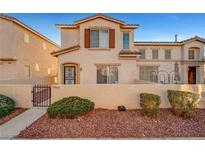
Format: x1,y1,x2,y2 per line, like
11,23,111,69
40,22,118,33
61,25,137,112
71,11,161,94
0,108,27,125
16,108,205,139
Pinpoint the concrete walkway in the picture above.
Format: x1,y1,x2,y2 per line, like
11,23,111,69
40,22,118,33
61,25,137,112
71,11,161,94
0,107,46,139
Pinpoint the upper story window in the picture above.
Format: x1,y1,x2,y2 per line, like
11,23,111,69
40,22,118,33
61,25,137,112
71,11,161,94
204,45,205,57
123,32,130,49
90,29,109,48
139,49,145,59
152,49,158,59
189,49,195,59
165,49,171,59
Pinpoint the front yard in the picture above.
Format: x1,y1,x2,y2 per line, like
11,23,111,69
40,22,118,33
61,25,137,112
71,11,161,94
0,108,27,125
16,108,205,139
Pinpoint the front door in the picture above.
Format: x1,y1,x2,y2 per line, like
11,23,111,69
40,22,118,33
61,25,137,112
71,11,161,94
64,66,76,84
188,67,196,84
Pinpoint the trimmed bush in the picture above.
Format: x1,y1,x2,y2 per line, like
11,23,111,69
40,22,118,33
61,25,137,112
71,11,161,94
140,93,161,117
47,96,95,118
0,94,15,118
167,90,200,119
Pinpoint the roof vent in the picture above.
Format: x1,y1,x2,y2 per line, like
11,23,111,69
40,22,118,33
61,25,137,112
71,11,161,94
174,34,178,42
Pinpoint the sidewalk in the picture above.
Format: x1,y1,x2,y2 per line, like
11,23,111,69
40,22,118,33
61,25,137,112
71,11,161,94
0,107,46,139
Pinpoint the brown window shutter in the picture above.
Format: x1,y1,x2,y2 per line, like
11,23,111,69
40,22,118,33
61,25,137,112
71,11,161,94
109,29,115,48
84,29,90,48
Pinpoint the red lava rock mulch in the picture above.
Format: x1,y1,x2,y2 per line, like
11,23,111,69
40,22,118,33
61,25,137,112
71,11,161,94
16,108,205,139
0,108,27,125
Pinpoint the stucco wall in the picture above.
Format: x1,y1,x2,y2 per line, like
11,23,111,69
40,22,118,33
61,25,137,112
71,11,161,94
61,29,79,48
0,76,55,85
58,18,205,84
0,17,60,80
0,84,33,108
51,84,205,109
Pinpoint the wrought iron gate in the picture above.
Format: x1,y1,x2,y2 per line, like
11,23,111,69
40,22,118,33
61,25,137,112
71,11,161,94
32,85,51,107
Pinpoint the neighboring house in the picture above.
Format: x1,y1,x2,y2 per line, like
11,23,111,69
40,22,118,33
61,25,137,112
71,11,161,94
52,13,205,84
0,14,60,80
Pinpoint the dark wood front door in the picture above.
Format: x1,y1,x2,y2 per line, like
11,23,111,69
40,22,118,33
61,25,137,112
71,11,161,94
188,67,196,84
64,66,76,84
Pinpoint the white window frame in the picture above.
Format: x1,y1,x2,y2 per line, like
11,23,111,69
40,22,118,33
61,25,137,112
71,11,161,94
90,29,109,48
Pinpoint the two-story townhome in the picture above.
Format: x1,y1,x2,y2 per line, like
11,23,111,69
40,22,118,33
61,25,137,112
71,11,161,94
0,14,60,80
51,14,205,84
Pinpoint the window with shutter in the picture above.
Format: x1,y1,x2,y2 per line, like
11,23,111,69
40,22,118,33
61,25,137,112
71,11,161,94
90,29,109,48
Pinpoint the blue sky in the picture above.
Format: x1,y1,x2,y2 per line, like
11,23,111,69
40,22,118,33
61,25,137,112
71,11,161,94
8,13,205,45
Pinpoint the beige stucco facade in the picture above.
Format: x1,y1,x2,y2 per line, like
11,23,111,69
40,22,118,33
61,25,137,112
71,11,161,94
0,15,60,80
53,14,205,85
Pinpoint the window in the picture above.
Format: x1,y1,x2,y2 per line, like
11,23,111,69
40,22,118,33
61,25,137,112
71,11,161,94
204,45,205,57
189,50,195,59
152,49,158,59
165,49,171,59
139,66,158,82
90,29,109,48
123,32,130,49
97,65,118,84
139,49,145,59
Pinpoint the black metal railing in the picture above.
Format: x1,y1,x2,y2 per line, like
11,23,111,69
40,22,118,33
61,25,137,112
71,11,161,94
32,85,51,107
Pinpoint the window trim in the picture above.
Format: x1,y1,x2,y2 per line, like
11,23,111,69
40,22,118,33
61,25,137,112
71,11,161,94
139,49,146,59
123,32,130,49
90,29,109,49
152,49,159,59
164,49,171,60
188,49,195,60
96,65,119,84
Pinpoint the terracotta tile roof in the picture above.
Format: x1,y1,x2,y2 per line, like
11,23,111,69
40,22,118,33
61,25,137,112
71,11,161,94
181,36,205,43
0,14,60,48
55,24,77,28
134,41,180,46
0,57,17,61
74,13,125,25
119,50,142,55
134,36,205,46
56,14,139,29
51,45,80,57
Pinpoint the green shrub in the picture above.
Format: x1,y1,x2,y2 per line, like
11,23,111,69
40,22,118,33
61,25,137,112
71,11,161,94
140,93,161,117
47,96,95,118
167,90,200,119
0,94,15,118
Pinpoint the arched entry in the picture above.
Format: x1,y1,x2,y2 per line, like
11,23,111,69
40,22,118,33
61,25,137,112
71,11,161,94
63,62,80,84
